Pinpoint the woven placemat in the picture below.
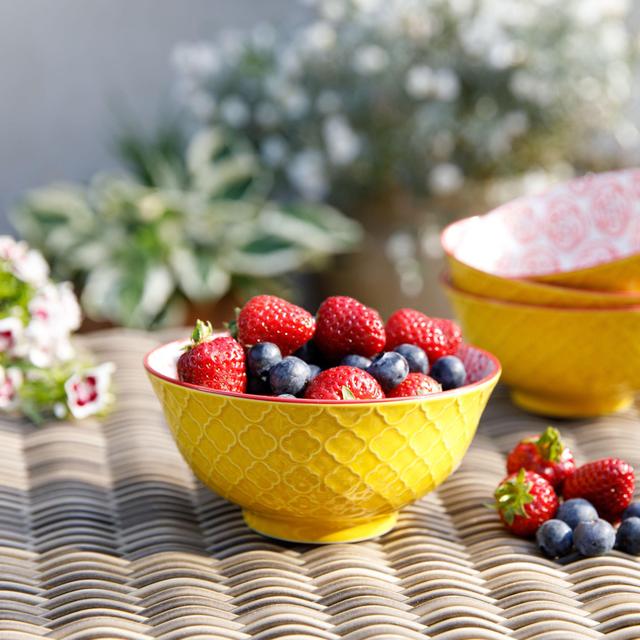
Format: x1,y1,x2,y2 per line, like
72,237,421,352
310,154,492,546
1,328,640,639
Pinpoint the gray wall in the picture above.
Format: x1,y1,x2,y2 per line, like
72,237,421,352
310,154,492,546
0,0,301,232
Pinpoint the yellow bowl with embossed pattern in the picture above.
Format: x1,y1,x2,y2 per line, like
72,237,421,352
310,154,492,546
445,280,640,418
144,339,500,544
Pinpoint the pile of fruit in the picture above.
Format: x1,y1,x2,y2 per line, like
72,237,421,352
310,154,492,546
177,294,467,400
494,427,639,558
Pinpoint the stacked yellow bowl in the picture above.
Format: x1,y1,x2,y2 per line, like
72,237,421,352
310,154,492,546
442,168,640,418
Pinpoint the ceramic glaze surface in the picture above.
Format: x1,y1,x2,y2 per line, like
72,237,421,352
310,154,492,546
447,256,640,308
446,283,640,418
145,341,500,543
442,169,640,290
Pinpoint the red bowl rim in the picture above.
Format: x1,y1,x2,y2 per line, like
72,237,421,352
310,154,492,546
143,339,502,406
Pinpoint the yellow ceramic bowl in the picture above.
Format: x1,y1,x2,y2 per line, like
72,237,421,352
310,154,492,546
445,280,640,418
442,169,640,293
444,253,640,308
145,340,500,544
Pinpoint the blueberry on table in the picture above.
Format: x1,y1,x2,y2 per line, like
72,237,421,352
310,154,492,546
430,355,466,390
247,342,282,378
616,516,640,555
557,498,598,530
574,519,616,557
393,344,429,374
340,354,372,370
623,502,640,520
307,364,322,382
269,356,311,396
536,519,573,558
366,352,409,391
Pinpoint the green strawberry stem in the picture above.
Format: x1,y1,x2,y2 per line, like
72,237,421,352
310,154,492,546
536,426,563,462
494,468,534,525
341,386,356,400
190,319,213,346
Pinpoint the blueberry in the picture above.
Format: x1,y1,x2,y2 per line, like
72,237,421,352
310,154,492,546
247,342,282,378
307,364,322,382
246,375,271,396
430,355,466,390
367,352,409,391
574,519,616,557
393,344,429,374
623,502,640,520
557,498,598,530
269,356,310,396
294,341,322,364
536,519,574,558
340,354,372,370
616,516,640,555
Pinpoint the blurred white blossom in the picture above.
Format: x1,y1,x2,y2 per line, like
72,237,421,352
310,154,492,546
429,163,464,195
323,116,361,165
405,66,434,98
287,149,329,200
353,45,389,74
220,96,251,128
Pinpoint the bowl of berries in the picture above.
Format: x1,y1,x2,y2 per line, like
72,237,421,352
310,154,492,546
145,295,501,543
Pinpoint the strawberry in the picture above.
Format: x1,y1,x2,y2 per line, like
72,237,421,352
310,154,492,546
304,366,384,401
236,295,315,356
386,373,442,398
494,469,558,537
563,458,635,522
177,320,247,392
385,309,461,362
314,296,385,361
506,426,576,489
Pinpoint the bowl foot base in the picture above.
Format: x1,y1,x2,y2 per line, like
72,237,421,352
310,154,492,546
511,389,633,418
243,510,398,544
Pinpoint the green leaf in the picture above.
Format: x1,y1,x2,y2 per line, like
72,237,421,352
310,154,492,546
493,468,534,525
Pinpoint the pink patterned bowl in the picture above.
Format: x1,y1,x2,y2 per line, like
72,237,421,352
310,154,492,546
442,169,640,293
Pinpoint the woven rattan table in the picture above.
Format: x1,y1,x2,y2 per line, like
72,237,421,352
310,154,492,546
2,329,640,639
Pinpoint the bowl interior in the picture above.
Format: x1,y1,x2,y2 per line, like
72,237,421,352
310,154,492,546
145,339,500,403
442,168,640,278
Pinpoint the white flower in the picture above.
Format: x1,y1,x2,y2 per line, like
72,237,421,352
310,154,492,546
261,136,289,167
64,362,115,420
25,282,81,367
0,366,22,411
405,66,434,98
304,22,337,51
0,236,50,287
434,69,460,101
323,115,361,166
287,150,329,200
353,45,389,75
219,96,250,128
0,317,24,356
171,42,221,78
429,163,464,195
279,86,310,118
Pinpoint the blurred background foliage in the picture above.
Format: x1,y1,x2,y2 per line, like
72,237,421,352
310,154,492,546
12,0,640,327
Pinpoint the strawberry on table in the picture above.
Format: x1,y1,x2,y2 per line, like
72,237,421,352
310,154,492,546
506,426,576,489
236,295,315,356
178,320,247,393
304,366,384,401
494,469,559,537
314,296,385,361
563,458,635,522
385,309,461,362
386,373,441,398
